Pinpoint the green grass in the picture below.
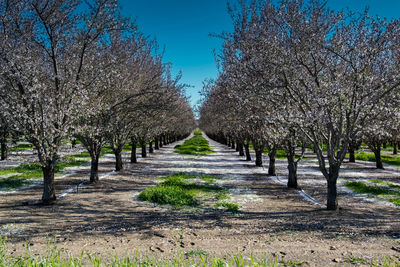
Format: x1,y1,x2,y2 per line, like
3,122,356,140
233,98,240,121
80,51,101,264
8,143,33,152
0,157,88,191
215,201,241,213
344,181,400,206
355,151,400,167
139,173,238,212
0,236,397,266
174,129,214,156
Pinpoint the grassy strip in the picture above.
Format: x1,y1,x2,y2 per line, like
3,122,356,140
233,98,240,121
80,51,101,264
0,236,397,266
355,151,400,167
344,181,400,206
138,173,239,212
174,129,214,156
0,156,88,191
8,143,33,152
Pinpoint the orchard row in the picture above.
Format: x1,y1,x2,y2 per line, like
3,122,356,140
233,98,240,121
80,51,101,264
0,0,196,203
199,0,400,210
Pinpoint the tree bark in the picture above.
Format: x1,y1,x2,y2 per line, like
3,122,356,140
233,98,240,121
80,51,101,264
245,142,251,161
130,139,137,163
42,159,57,204
163,135,167,146
267,147,277,176
348,146,355,163
90,154,100,183
287,155,298,188
394,142,398,155
114,148,123,171
1,140,7,160
238,141,244,156
155,137,159,150
149,141,154,153
159,137,163,148
253,141,264,167
327,176,338,210
141,140,147,158
374,147,384,169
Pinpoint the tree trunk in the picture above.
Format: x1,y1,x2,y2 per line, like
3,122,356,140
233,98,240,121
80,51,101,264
42,159,57,204
1,140,7,160
254,142,263,167
114,149,123,171
245,142,251,161
348,146,355,163
163,135,167,146
287,155,298,188
90,154,100,183
374,146,384,169
155,137,159,150
235,140,239,151
239,141,244,156
159,137,163,148
149,141,154,153
327,177,338,210
130,140,137,163
268,147,277,176
394,142,398,155
141,140,147,158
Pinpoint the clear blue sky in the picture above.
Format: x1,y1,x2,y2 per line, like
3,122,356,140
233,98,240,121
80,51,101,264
119,0,400,110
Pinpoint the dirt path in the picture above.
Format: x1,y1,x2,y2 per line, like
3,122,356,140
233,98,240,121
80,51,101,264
0,134,399,266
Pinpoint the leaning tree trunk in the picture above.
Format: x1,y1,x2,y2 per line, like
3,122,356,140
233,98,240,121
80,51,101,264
89,153,100,183
244,142,251,161
268,147,277,176
114,148,123,171
42,158,57,204
368,141,384,169
141,140,147,158
130,139,137,163
0,140,7,160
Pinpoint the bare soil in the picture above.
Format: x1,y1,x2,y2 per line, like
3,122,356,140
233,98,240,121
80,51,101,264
0,135,399,266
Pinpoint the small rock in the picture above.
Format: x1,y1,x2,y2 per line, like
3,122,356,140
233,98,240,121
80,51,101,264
112,246,115,249
391,247,400,253
190,242,195,246
330,246,337,250
150,246,156,252
156,247,164,252
280,251,286,256
310,250,315,254
192,233,198,236
332,258,344,263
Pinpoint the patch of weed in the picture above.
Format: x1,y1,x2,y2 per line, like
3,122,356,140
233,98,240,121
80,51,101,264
174,129,214,156
215,201,240,213
346,256,368,264
139,173,232,210
185,249,208,258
